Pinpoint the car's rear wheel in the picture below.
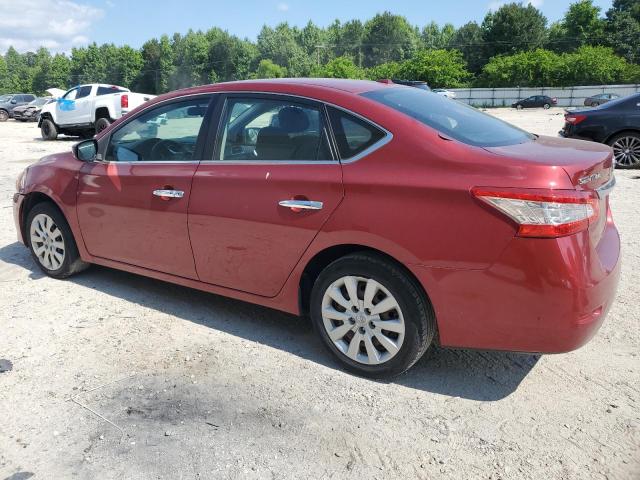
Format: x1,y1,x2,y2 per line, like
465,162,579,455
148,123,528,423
95,117,111,134
40,118,58,140
543,103,551,109
591,102,599,107
609,132,640,169
310,252,436,378
0,109,8,122
26,203,88,278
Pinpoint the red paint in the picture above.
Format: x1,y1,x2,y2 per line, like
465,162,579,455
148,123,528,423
13,79,621,354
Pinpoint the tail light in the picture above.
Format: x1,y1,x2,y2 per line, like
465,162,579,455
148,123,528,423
121,94,128,109
565,114,586,125
472,188,599,238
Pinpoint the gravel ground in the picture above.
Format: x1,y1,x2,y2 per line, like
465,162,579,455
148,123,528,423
0,109,638,480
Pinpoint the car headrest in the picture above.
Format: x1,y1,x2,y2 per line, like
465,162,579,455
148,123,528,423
278,106,309,133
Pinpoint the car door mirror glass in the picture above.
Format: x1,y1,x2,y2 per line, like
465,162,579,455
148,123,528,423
10,100,16,104
74,139,97,162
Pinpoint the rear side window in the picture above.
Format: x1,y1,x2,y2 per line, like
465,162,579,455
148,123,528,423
362,87,533,147
77,86,92,99
327,107,385,159
23,95,35,102
97,86,127,96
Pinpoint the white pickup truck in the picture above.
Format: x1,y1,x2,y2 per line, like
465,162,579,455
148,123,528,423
38,84,155,140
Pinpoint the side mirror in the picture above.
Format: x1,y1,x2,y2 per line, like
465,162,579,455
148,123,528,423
73,139,97,162
10,100,17,104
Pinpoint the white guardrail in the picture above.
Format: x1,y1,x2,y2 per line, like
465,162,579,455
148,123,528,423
452,84,640,108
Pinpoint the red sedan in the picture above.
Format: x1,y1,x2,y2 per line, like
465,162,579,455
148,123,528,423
13,79,620,377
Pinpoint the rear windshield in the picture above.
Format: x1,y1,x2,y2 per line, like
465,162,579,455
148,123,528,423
362,87,534,147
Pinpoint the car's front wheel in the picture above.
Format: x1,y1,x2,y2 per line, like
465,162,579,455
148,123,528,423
0,109,8,122
516,104,523,110
26,202,89,278
609,132,640,169
543,103,551,109
95,117,111,134
40,118,58,140
310,252,436,378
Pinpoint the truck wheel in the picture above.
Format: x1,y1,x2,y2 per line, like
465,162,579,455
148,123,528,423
95,117,111,134
0,110,8,122
40,119,58,140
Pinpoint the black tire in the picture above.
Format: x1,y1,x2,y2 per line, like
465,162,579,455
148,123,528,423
310,252,436,378
591,102,599,107
608,132,640,170
40,118,58,140
0,109,8,122
95,117,111,135
543,103,551,109
516,104,523,110
26,202,89,279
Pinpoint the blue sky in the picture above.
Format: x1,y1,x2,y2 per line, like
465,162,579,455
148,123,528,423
0,0,614,53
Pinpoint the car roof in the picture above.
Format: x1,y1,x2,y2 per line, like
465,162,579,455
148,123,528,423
174,78,391,96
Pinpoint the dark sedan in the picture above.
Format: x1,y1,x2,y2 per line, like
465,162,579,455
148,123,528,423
512,95,557,109
560,93,640,168
584,93,620,107
0,93,37,121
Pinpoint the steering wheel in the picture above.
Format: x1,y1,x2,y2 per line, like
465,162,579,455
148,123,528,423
150,139,188,161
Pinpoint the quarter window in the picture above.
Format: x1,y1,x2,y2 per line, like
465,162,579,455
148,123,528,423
217,97,331,161
105,98,210,162
327,106,385,159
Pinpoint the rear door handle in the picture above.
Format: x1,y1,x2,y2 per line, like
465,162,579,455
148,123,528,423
278,200,323,210
153,189,184,199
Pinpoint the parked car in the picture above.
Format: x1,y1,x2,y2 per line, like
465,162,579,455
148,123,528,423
0,93,37,121
561,93,640,169
13,97,54,122
38,84,155,140
584,93,620,107
432,88,457,99
512,95,558,109
13,79,620,378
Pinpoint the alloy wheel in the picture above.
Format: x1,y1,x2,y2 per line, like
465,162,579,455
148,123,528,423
29,213,65,270
612,135,640,167
321,276,405,365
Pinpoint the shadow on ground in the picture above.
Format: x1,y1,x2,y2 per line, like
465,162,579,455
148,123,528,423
0,241,539,401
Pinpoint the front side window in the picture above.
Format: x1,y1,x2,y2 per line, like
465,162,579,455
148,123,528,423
76,86,92,99
327,106,385,159
362,87,534,147
217,97,330,161
105,98,210,162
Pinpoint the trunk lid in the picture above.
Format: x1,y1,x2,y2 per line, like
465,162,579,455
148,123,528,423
483,135,613,190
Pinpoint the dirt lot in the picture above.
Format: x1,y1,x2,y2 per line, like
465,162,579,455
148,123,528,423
0,109,638,480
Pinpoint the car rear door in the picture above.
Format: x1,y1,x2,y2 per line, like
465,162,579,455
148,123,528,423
76,95,216,278
188,93,344,297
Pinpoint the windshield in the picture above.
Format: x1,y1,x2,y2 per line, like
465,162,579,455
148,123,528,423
597,93,640,110
362,87,533,147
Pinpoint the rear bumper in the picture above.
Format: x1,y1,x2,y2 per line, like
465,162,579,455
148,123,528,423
413,220,621,353
13,193,25,244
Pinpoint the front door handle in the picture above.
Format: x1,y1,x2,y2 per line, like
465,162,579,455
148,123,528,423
153,189,184,199
278,199,323,211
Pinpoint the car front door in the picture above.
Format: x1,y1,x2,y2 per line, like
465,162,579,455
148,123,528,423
188,94,344,297
56,87,79,125
76,95,215,278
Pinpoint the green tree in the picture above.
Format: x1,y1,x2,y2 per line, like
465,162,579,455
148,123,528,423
312,56,363,78
397,49,472,87
138,35,174,94
252,59,287,78
206,28,258,82
421,22,456,49
605,1,640,63
547,0,606,51
448,21,485,73
0,56,9,93
482,3,547,57
479,48,564,86
257,23,313,76
327,19,366,65
362,12,419,67
563,45,634,84
365,61,402,80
